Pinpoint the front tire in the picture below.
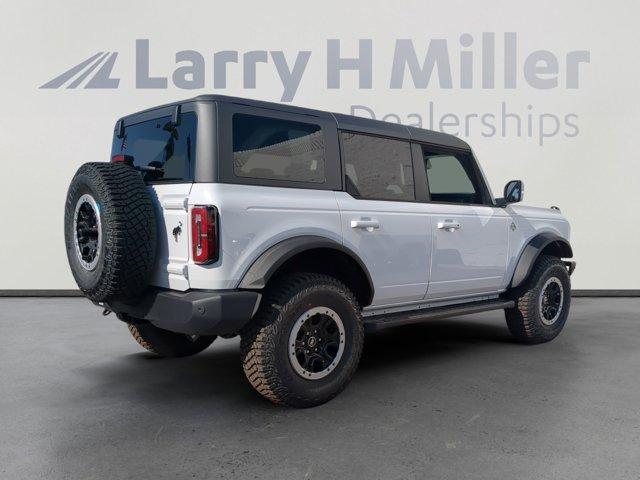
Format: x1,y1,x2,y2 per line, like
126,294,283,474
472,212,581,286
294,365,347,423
240,273,364,408
126,321,216,358
505,255,571,344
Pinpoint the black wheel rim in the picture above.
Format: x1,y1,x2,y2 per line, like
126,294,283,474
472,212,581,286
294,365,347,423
539,277,564,325
289,307,346,380
73,194,102,270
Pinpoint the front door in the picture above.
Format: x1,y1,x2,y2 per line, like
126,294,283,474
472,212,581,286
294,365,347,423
419,147,509,300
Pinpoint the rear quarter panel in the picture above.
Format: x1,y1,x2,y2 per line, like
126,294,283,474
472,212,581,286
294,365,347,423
186,183,342,290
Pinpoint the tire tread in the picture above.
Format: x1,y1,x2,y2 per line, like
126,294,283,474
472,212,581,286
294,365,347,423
124,318,216,357
64,162,157,302
505,255,571,344
240,273,363,407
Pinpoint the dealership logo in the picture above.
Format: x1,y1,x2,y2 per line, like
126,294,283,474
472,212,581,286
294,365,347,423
40,51,120,89
40,36,591,146
40,36,590,96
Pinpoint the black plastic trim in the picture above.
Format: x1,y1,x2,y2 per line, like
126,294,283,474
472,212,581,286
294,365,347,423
237,235,374,299
510,233,574,288
410,142,430,203
365,299,515,332
106,289,261,336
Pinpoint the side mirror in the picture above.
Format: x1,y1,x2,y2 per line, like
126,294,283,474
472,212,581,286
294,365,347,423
504,180,524,204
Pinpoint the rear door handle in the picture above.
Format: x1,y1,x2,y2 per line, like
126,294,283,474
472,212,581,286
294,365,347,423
437,220,461,232
351,219,380,232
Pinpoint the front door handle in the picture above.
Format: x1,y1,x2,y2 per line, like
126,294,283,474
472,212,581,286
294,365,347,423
351,219,380,232
437,220,461,232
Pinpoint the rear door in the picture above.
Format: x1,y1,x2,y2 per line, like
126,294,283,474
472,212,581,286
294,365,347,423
418,145,509,299
111,110,198,290
336,132,431,307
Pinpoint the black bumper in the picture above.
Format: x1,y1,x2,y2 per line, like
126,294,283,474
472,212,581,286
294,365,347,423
106,289,261,336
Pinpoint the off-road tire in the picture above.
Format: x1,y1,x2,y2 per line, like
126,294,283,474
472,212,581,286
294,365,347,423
64,162,157,303
505,255,571,344
240,273,364,408
127,322,216,357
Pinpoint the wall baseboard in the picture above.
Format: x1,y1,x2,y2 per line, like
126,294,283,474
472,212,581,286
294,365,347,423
571,289,640,297
0,289,639,297
0,290,84,297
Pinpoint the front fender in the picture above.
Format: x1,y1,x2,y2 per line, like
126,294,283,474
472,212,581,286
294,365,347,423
510,232,573,288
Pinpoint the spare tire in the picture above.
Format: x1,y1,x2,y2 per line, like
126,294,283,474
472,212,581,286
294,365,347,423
64,162,157,303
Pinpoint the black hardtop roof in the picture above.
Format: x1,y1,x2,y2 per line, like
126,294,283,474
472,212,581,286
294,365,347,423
121,94,471,151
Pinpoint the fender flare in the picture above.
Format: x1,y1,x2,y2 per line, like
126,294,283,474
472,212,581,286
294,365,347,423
510,232,573,288
237,235,375,298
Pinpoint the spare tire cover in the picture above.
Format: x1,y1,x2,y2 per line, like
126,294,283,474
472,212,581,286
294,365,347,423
64,162,157,303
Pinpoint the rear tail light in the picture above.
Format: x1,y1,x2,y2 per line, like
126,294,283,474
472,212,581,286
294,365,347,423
191,206,219,264
111,154,134,164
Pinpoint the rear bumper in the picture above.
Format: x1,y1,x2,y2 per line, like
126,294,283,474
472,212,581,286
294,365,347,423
106,289,261,336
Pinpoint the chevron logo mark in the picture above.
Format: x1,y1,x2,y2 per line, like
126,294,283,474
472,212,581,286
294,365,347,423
40,52,120,89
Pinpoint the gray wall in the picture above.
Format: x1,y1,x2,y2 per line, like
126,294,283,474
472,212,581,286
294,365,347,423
0,0,637,290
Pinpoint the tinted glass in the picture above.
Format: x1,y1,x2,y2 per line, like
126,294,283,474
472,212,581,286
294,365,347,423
232,113,325,183
341,132,414,201
423,148,483,204
111,112,197,182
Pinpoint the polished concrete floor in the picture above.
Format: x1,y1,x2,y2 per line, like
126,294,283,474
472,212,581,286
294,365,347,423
0,297,638,479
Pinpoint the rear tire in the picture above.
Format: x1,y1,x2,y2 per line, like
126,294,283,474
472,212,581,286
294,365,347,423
505,255,571,344
126,321,216,358
240,273,364,408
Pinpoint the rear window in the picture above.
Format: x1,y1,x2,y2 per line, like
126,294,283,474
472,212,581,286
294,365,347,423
341,132,415,201
111,112,197,182
232,113,325,183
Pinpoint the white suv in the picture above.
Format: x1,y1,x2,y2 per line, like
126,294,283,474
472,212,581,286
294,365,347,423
64,95,575,407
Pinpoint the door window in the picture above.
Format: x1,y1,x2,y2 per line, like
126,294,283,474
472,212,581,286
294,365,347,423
422,148,485,204
232,113,326,183
341,132,414,201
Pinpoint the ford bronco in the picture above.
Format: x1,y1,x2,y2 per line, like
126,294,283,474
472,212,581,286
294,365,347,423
65,95,575,407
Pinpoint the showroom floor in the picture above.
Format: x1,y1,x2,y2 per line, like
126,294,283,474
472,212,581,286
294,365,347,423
0,297,638,480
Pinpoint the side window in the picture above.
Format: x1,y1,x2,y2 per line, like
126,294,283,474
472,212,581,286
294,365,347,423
111,112,197,182
232,113,325,183
422,147,484,204
341,132,415,201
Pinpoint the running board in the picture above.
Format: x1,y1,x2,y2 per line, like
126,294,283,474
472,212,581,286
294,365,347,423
364,299,515,332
